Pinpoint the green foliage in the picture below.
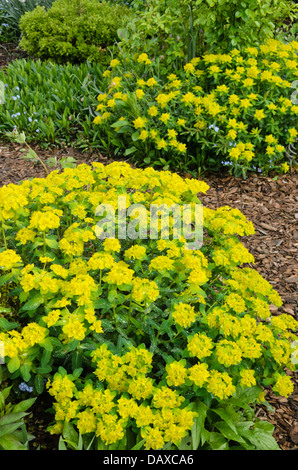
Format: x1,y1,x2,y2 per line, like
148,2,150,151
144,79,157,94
0,161,296,449
0,0,54,40
183,0,296,52
19,0,135,64
57,387,280,450
117,0,297,77
93,40,298,177
0,58,102,148
0,369,36,450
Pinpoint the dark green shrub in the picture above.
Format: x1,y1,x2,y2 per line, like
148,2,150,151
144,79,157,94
19,0,134,64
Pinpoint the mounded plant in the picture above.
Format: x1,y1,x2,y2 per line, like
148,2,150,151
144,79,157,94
0,161,297,450
92,39,298,176
19,0,134,64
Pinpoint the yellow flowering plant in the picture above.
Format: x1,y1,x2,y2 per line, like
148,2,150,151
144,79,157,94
0,161,297,450
93,39,298,177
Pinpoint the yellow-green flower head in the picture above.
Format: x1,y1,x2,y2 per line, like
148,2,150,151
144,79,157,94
0,249,23,271
165,360,188,387
187,333,213,360
207,370,235,400
171,303,196,328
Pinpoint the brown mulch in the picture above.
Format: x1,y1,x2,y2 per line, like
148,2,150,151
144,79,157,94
198,170,298,451
0,142,297,450
0,42,28,71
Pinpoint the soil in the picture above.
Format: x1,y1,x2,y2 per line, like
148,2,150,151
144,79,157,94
0,42,297,451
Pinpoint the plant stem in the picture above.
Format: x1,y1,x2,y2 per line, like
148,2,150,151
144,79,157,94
25,142,49,175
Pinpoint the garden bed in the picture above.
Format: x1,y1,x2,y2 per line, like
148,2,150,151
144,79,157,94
0,2,297,451
0,141,297,450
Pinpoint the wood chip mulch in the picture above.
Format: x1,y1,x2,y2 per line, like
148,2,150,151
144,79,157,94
0,142,297,450
198,170,298,451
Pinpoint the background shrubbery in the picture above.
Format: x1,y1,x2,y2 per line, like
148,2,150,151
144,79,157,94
0,0,54,42
92,40,298,177
0,58,102,148
117,0,297,75
19,0,134,65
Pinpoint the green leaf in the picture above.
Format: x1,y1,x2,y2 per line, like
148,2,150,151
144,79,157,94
0,317,19,330
240,420,280,450
39,337,53,352
191,401,208,449
20,363,31,382
215,421,248,448
110,120,130,128
71,351,82,371
13,397,36,413
21,148,38,161
131,131,140,142
58,436,68,450
0,307,11,314
0,272,14,287
7,357,20,374
124,146,137,156
20,294,44,312
0,412,28,427
93,299,111,313
208,432,229,450
34,374,44,394
0,434,27,450
213,406,239,434
41,349,52,367
131,438,146,450
0,421,24,438
35,365,52,374
45,238,59,249
63,422,79,446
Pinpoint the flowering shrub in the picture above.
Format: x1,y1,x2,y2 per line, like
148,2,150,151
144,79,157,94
117,0,296,70
0,162,297,449
93,39,298,177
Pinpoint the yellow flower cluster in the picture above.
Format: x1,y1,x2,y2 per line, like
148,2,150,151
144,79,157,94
47,345,197,449
0,161,297,450
94,40,298,174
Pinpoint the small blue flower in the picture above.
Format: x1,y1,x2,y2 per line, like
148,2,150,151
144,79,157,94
209,124,219,132
19,382,33,393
